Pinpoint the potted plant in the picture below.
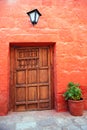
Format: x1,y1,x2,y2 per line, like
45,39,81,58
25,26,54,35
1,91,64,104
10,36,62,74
63,82,84,116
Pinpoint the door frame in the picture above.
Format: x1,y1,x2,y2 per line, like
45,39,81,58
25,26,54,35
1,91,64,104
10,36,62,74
10,44,54,111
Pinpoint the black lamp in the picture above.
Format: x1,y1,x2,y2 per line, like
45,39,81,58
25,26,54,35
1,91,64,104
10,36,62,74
27,9,42,25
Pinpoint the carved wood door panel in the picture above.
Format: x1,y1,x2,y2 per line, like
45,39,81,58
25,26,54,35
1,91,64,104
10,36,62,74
10,46,53,111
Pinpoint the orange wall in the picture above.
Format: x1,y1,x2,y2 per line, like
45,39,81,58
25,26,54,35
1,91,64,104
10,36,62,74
0,0,87,115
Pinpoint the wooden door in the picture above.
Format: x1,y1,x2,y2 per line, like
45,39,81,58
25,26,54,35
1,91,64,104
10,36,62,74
10,46,53,111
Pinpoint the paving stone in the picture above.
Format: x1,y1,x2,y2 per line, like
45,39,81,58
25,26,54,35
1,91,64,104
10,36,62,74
37,117,56,127
62,128,69,130
0,123,16,130
23,128,41,130
64,125,81,130
74,118,87,125
81,125,87,130
21,116,35,122
39,125,62,130
16,122,36,130
55,118,73,127
0,110,87,130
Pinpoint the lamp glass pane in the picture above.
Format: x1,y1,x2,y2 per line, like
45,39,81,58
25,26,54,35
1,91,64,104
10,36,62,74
30,12,35,23
35,13,39,23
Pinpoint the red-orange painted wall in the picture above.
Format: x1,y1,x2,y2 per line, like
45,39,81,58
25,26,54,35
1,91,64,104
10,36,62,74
0,0,87,115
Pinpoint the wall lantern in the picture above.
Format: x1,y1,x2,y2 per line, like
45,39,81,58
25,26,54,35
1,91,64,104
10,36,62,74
27,9,42,25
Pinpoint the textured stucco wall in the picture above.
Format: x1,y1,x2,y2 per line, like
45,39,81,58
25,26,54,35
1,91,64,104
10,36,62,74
0,0,87,115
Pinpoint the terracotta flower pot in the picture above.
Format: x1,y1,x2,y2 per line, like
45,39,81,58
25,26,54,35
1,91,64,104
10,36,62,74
68,99,84,116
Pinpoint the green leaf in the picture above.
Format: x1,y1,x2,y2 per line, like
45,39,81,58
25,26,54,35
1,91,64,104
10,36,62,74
63,82,82,100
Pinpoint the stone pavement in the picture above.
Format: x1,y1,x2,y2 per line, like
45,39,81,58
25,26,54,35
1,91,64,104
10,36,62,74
0,110,87,130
